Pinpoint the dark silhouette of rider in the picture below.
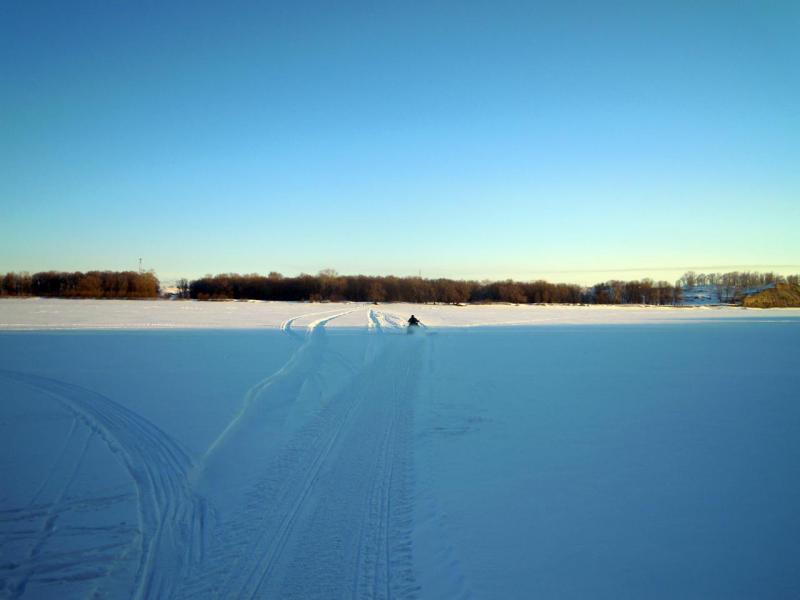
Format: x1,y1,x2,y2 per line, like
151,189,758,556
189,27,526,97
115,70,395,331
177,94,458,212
408,315,421,327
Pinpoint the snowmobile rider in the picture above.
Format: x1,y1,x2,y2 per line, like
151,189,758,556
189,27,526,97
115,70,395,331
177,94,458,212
408,315,421,327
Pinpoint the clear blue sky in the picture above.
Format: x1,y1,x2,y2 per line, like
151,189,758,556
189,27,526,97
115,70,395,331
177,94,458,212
2,1,798,284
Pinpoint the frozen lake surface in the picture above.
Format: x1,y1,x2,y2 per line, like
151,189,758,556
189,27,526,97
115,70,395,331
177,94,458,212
4,297,800,330
1,301,799,598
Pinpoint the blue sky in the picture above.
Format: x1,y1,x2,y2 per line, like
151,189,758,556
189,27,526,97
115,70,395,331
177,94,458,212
1,1,798,284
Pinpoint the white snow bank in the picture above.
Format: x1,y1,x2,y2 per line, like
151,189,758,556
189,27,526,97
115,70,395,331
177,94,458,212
2,298,799,330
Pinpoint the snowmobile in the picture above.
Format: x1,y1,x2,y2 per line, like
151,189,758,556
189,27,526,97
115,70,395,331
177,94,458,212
407,315,421,333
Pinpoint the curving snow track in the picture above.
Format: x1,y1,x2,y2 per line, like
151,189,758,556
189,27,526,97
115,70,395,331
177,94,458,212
204,307,362,463
0,370,207,600
181,308,422,599
3,307,426,599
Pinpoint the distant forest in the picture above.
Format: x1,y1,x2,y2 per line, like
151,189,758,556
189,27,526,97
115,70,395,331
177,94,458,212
0,271,159,298
185,271,591,304
1,269,797,305
185,272,682,305
184,270,797,305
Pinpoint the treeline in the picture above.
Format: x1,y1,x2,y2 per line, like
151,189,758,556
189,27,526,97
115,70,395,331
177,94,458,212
188,271,682,305
4,268,796,305
189,272,487,303
678,270,800,303
0,271,159,298
591,280,683,305
678,270,797,288
188,272,587,303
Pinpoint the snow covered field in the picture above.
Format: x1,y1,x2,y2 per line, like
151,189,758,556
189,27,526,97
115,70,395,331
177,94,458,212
3,297,800,330
1,300,800,598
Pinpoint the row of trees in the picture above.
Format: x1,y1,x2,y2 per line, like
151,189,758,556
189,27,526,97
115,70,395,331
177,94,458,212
3,268,795,304
0,271,160,298
678,270,797,289
678,271,800,303
592,280,683,305
189,272,485,303
187,271,682,305
1,272,33,296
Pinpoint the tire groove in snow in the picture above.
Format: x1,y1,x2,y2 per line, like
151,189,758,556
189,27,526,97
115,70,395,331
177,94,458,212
355,328,408,599
4,425,94,598
368,308,383,332
27,417,79,510
203,307,362,464
280,306,363,339
256,334,420,599
0,370,206,600
181,310,420,599
2,308,421,599
179,308,362,598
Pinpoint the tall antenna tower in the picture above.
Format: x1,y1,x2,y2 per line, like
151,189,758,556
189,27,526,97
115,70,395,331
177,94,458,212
138,258,143,273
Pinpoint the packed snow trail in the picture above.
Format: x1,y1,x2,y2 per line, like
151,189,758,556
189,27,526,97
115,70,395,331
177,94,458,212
180,310,423,599
203,307,360,464
246,336,420,599
1,306,425,599
0,370,207,600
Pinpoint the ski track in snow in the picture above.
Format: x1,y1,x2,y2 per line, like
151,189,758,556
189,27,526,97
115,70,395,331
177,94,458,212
3,306,425,598
0,370,207,600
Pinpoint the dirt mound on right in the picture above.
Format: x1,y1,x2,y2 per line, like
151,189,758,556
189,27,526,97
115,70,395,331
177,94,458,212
743,283,800,308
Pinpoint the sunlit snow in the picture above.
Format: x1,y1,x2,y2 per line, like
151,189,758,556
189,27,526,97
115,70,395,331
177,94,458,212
1,300,799,598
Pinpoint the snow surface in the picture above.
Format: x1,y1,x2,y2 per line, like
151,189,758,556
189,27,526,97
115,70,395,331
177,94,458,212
1,301,800,598
3,297,800,330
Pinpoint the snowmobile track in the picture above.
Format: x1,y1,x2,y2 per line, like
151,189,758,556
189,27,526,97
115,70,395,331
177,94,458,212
0,370,207,600
179,310,420,599
248,333,420,599
2,308,421,599
204,307,361,463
